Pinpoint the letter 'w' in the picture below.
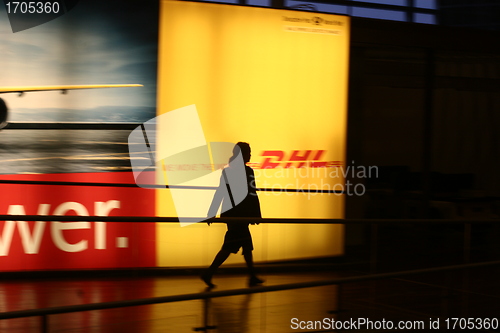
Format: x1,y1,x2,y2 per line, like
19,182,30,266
0,205,50,256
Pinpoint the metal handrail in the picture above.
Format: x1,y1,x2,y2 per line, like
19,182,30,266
0,216,497,223
0,260,499,321
0,179,347,194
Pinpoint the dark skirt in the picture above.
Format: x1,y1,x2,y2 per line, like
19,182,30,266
221,223,253,254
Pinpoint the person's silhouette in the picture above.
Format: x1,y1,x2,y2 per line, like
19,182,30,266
202,142,264,288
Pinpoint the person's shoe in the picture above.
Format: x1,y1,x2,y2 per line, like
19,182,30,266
201,272,216,289
248,276,264,287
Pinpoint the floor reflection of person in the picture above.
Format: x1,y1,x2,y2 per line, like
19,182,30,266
202,142,264,288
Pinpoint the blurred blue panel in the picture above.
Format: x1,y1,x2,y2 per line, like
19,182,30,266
286,0,348,14
351,0,406,6
199,0,239,4
414,13,436,24
415,0,437,9
352,7,406,21
247,0,271,6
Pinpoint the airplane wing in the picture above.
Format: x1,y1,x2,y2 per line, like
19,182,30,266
0,84,143,94
0,84,143,130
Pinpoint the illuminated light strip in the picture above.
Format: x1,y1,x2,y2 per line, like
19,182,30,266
0,152,149,163
60,156,143,160
91,167,133,171
0,156,148,162
40,140,133,145
68,141,133,145
0,84,143,94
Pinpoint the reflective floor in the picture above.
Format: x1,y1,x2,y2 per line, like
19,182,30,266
0,265,499,332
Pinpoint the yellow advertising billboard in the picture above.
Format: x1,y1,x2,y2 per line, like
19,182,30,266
156,0,349,267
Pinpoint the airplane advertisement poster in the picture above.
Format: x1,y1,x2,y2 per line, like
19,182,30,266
0,0,349,271
0,0,159,271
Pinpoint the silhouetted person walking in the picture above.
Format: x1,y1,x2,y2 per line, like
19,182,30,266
202,142,264,288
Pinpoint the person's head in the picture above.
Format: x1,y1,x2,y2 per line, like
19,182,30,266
229,142,251,164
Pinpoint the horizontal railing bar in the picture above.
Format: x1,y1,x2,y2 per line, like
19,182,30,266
0,179,201,188
0,179,345,193
5,122,139,130
0,216,497,223
1,260,498,320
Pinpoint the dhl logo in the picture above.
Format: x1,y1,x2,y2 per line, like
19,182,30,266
249,150,342,169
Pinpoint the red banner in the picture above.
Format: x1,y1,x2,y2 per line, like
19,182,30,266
0,172,156,271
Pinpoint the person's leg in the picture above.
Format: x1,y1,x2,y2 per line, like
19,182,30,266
243,250,264,286
243,250,256,277
201,249,231,288
210,249,231,272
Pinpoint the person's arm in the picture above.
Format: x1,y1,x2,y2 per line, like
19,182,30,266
206,172,226,225
247,166,261,224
